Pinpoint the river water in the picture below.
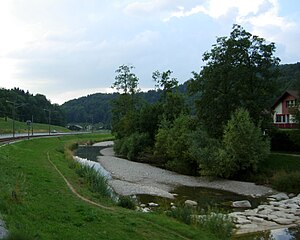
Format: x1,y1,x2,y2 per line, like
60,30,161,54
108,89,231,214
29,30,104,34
75,145,300,239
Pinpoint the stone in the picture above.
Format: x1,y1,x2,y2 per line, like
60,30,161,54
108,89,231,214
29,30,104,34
232,200,251,208
141,207,151,213
140,204,146,207
273,218,295,225
288,193,296,198
235,217,252,225
247,216,265,223
258,209,273,215
286,203,299,209
148,202,159,207
270,193,289,201
184,200,198,207
294,209,300,216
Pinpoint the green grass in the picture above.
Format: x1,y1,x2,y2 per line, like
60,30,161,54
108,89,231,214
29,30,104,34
0,117,70,134
253,153,300,193
0,133,218,240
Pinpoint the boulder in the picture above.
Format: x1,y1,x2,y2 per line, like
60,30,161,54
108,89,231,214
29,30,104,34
184,200,198,207
232,200,252,208
269,193,289,201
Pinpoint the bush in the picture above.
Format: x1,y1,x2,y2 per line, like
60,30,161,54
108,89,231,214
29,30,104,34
272,171,300,193
154,115,198,175
114,132,151,161
270,129,300,152
189,128,223,177
117,196,136,210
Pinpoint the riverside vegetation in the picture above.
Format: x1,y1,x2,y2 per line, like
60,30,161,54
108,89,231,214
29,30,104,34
0,134,227,240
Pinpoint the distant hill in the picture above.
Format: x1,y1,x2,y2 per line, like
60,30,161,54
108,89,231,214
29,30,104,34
0,88,65,126
61,63,300,127
277,62,300,90
61,90,164,128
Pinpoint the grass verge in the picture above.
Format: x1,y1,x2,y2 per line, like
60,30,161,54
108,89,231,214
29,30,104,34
0,133,218,240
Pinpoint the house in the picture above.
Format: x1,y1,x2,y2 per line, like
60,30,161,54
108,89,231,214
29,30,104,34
271,90,299,129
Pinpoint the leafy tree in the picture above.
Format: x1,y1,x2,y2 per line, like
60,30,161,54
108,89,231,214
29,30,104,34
218,108,269,178
153,70,187,122
192,108,270,178
152,70,178,94
112,65,139,95
154,115,198,175
189,24,280,137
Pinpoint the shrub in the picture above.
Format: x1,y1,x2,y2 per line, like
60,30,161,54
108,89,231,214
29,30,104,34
117,196,136,210
218,108,270,178
154,115,198,175
270,129,300,152
114,132,151,161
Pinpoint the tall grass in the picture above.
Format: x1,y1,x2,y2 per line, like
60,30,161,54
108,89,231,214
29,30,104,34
75,164,111,198
167,205,234,240
272,170,300,193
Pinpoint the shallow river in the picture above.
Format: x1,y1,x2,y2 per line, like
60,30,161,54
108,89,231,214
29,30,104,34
75,145,300,240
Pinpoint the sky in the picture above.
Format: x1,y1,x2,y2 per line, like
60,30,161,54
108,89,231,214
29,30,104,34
0,0,299,105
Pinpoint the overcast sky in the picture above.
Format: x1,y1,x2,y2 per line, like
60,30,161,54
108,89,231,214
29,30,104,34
0,0,299,104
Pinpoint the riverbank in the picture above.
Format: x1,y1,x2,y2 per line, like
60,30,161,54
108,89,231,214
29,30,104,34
94,141,274,198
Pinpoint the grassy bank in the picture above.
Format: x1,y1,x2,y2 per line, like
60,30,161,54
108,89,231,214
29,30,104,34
0,117,70,134
252,153,300,193
0,133,218,240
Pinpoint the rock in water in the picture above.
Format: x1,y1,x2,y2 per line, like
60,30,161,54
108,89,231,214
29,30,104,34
269,193,289,201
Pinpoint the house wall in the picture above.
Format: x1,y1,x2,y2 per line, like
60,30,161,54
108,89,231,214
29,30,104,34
282,94,295,114
273,95,298,128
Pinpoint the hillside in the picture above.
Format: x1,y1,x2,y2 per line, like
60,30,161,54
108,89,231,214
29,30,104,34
62,63,300,127
0,88,65,126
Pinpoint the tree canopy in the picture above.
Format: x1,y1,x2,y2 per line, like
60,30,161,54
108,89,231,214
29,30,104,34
189,24,280,136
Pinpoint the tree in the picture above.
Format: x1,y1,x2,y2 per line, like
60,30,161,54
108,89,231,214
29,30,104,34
192,108,270,178
189,24,280,137
112,65,139,95
152,70,186,122
111,65,140,138
219,108,270,178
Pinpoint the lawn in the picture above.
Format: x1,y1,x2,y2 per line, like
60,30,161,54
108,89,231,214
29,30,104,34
0,133,217,240
0,117,70,134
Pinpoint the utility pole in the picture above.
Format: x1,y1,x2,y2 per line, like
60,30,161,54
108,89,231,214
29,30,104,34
6,100,24,138
43,109,51,135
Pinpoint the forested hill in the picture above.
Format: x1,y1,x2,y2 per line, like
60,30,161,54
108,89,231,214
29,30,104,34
1,63,298,128
277,62,300,90
61,89,166,128
0,87,65,126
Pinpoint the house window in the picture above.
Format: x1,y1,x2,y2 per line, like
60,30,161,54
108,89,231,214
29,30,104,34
286,100,297,108
276,115,281,122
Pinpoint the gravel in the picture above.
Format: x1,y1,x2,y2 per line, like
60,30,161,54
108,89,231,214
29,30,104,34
96,142,275,198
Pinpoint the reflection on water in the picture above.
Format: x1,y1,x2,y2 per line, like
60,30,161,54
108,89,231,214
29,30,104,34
139,186,265,212
75,145,104,161
234,227,300,240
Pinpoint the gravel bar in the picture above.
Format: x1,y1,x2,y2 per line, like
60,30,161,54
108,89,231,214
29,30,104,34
95,142,275,198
